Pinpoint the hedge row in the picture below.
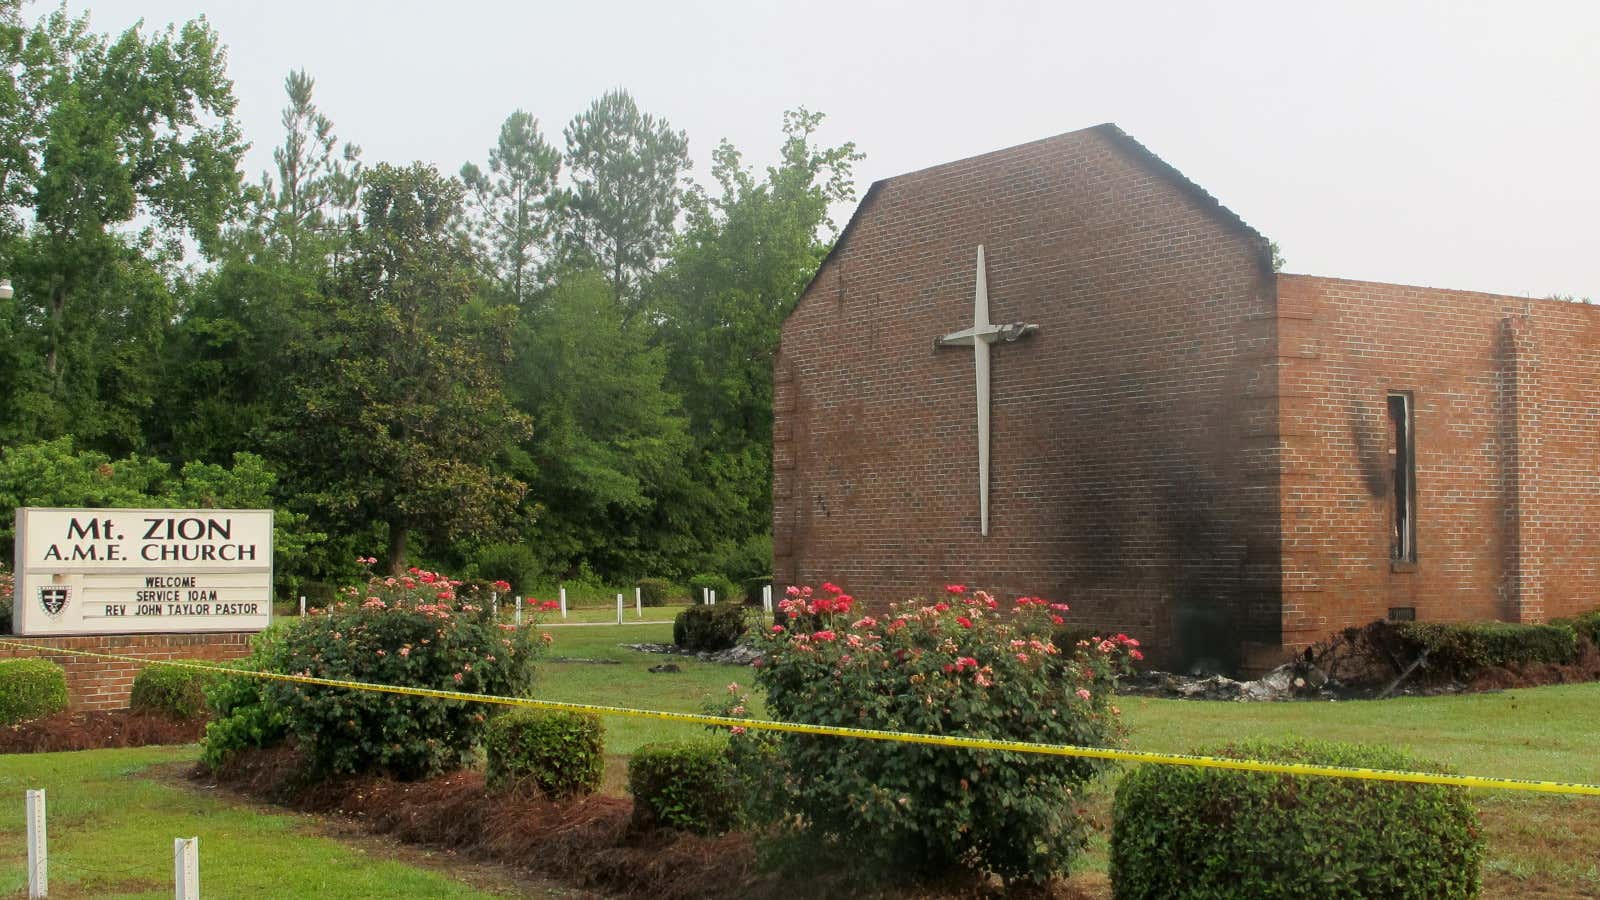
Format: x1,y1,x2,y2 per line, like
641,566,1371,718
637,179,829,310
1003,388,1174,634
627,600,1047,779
1112,738,1483,899
1553,609,1600,651
1392,620,1578,677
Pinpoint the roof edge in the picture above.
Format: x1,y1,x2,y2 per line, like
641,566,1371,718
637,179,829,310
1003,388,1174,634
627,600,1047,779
790,123,1276,320
794,180,883,312
1088,124,1274,268
1279,272,1600,314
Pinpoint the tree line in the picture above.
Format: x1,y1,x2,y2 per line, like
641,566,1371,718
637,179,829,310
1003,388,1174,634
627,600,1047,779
0,3,861,590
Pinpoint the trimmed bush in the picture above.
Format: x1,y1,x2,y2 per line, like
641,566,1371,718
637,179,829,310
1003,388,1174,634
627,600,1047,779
1394,620,1578,677
129,661,220,721
475,543,540,596
1111,738,1483,899
672,603,748,652
1553,608,1600,650
737,584,1135,886
0,658,69,724
265,568,545,779
484,709,604,798
628,740,739,834
635,578,672,608
687,572,737,605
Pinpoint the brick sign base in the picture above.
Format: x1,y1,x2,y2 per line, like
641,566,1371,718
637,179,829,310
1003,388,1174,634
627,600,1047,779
0,632,254,711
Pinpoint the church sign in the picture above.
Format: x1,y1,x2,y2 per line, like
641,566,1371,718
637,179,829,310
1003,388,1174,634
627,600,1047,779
13,507,273,636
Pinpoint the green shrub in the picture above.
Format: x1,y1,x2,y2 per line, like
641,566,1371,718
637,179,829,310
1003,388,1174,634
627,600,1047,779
296,580,338,610
201,624,294,770
672,603,748,652
687,572,737,605
628,740,739,835
129,662,220,720
0,658,68,724
1111,738,1483,899
484,709,604,798
709,533,772,587
1553,609,1600,650
636,578,673,608
740,576,771,605
737,584,1135,886
475,543,540,596
1394,620,1578,677
265,568,545,779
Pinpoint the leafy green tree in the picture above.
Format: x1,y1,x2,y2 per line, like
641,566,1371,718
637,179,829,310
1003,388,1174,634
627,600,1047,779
155,68,361,465
461,110,561,307
509,270,692,578
151,258,318,464
0,0,29,250
0,437,321,580
276,163,531,574
257,68,362,266
0,5,244,451
562,89,690,309
655,109,860,548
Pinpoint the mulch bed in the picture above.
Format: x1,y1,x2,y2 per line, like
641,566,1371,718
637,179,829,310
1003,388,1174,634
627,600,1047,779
200,746,1088,899
201,745,778,900
0,709,205,753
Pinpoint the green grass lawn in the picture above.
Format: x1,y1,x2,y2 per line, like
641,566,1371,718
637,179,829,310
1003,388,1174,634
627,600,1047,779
0,747,552,898
532,621,763,754
1120,684,1600,783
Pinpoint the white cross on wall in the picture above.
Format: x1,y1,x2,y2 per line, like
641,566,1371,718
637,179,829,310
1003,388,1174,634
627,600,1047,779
934,245,1038,536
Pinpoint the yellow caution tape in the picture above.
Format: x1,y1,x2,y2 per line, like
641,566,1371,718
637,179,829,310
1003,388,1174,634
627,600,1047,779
5,638,1597,797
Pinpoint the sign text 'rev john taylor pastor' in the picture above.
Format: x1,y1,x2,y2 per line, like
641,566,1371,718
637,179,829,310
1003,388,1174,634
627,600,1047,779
13,508,274,636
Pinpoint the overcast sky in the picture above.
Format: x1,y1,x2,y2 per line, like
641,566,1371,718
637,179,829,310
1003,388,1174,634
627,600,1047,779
39,0,1600,299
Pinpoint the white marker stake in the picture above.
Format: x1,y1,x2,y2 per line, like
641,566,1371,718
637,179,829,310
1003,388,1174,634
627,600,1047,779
514,595,523,626
616,593,624,626
710,589,717,606
701,587,709,605
299,595,306,617
491,592,499,622
26,789,45,900
635,587,642,617
763,584,773,614
559,587,567,618
174,836,199,900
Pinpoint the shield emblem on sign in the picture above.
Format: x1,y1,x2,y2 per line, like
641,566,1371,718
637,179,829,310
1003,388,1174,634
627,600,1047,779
39,586,70,618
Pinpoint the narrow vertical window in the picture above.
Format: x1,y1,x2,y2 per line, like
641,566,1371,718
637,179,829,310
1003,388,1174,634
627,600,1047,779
1387,392,1416,563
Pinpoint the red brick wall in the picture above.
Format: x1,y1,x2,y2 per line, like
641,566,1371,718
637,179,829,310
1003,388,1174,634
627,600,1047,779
774,126,1281,671
0,632,254,711
1275,275,1600,647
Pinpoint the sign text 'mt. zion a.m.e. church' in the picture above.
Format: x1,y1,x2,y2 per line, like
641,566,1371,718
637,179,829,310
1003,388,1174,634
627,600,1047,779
13,507,273,636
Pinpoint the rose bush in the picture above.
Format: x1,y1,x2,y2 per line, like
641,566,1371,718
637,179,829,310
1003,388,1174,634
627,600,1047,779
266,566,549,779
727,583,1138,886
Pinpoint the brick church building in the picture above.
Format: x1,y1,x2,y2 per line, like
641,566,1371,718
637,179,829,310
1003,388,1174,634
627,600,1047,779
772,124,1600,674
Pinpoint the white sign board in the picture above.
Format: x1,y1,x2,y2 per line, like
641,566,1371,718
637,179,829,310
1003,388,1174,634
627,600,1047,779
13,507,274,635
